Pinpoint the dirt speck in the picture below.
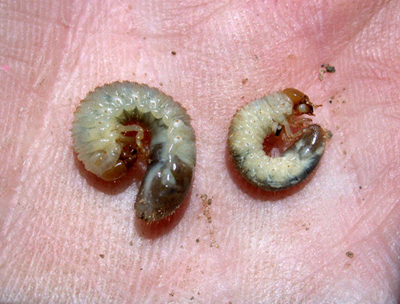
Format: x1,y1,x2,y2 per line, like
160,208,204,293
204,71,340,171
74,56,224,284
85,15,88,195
99,254,105,259
325,65,336,73
346,251,354,258
200,194,219,248
201,194,212,223
321,63,336,73
319,68,325,81
319,64,336,81
326,130,333,139
242,78,248,85
171,51,177,55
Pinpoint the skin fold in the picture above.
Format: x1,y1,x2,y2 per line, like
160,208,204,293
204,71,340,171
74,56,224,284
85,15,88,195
1,0,399,303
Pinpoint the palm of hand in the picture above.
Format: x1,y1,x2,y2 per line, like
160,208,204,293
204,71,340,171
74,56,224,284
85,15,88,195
1,1,399,302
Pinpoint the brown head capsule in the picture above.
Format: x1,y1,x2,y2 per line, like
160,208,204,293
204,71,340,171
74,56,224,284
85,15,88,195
283,88,319,116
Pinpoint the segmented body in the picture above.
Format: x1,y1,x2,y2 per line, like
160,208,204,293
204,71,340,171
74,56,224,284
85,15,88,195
228,89,326,191
72,81,196,221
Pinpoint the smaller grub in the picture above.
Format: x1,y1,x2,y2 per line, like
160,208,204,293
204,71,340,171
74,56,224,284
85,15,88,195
99,254,105,259
329,100,332,104
196,238,200,243
346,251,354,258
171,51,177,55
229,89,326,191
326,130,333,139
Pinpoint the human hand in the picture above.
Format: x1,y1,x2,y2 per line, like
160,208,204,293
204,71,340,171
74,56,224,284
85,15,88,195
1,0,399,302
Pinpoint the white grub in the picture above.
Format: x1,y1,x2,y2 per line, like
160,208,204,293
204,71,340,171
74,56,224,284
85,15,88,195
72,81,196,221
228,88,326,191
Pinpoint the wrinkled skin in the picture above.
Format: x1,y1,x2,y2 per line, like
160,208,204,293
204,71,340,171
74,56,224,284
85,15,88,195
1,1,399,303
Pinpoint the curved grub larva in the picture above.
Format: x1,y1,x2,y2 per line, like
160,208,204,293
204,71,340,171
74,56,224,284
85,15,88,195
72,81,196,222
228,88,326,191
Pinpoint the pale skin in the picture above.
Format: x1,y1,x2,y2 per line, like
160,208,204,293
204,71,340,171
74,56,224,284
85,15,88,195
1,0,399,303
